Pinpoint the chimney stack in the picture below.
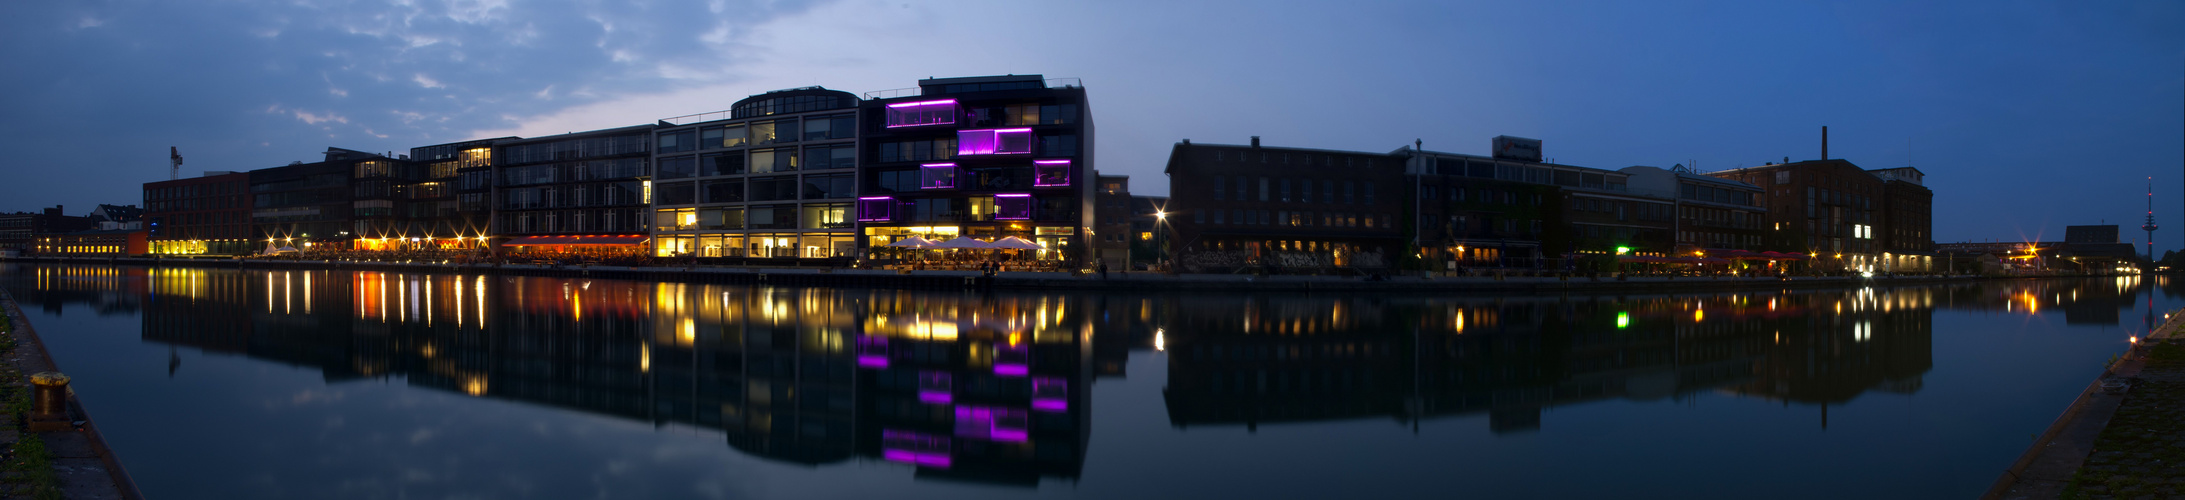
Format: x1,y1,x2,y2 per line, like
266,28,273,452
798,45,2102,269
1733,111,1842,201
1250,136,1260,148
1821,126,1829,160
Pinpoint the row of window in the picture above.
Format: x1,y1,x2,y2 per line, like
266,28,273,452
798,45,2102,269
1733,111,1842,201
655,145,855,179
500,134,650,165
1212,176,1376,205
146,182,245,201
497,159,649,187
1430,157,1627,191
498,182,647,210
654,204,852,232
1193,209,1393,230
497,208,646,234
855,196,1075,223
653,174,856,205
874,134,1079,163
1212,150,1378,169
658,114,858,153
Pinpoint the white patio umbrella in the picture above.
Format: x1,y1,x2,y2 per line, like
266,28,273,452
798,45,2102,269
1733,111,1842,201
931,237,993,250
886,236,937,248
989,236,1042,250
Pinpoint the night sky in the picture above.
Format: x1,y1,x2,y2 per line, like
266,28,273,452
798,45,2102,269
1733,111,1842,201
3,1,2180,252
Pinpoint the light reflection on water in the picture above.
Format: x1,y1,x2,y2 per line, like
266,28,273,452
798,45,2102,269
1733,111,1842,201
3,264,2177,499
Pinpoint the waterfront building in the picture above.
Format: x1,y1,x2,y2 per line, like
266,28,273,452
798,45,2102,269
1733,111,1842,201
1092,173,1131,269
1620,165,1768,253
409,137,512,251
1162,138,1406,273
44,227,147,256
650,87,863,261
0,206,93,255
1871,167,1935,272
1710,159,1917,273
250,148,381,251
1402,139,1666,269
856,75,1094,265
491,125,655,255
144,171,254,256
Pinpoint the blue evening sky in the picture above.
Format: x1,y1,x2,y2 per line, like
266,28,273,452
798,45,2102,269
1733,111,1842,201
2,1,2179,251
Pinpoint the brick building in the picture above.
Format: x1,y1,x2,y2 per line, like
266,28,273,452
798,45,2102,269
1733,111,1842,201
1163,138,1406,273
144,171,254,256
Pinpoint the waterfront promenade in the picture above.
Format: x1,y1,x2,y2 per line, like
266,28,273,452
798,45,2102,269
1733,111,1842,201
1987,307,2185,499
3,255,2006,294
0,288,140,499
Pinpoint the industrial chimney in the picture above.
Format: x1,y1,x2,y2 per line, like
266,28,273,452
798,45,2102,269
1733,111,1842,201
1822,126,1829,160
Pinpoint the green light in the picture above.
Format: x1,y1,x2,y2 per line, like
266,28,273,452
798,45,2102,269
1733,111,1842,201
1616,312,1630,329
1615,246,1631,255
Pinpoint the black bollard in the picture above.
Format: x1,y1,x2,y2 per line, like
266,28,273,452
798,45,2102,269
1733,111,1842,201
29,371,71,432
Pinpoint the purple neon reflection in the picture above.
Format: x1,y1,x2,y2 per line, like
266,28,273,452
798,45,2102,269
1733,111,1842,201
1031,399,1067,412
993,364,1028,376
1032,376,1066,411
881,430,953,468
857,355,888,368
1033,159,1071,165
994,193,1031,198
857,197,896,222
918,390,952,404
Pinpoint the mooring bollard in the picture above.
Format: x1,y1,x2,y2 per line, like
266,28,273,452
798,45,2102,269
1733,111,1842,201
29,372,71,432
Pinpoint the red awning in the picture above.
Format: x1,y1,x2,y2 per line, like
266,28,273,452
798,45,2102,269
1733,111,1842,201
504,235,650,246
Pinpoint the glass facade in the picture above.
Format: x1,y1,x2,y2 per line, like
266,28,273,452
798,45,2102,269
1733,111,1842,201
650,88,861,259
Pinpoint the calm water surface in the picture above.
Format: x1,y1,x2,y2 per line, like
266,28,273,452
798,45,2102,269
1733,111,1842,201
3,264,2178,499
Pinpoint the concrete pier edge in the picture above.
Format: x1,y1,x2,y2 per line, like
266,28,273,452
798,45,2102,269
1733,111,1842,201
1981,306,2184,500
0,287,144,500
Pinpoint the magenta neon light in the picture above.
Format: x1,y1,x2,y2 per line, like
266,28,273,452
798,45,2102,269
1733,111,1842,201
858,196,894,200
918,390,952,404
1033,159,1071,165
994,193,1031,198
1031,399,1066,412
957,128,1034,155
887,99,956,109
993,364,1028,376
921,163,957,168
857,355,888,368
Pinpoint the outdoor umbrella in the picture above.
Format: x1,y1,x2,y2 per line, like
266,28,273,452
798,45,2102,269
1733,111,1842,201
886,236,936,248
989,236,1042,250
932,237,993,250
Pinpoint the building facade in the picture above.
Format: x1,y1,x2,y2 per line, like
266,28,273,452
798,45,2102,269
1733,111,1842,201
1405,142,1661,269
250,151,366,251
1871,167,1934,272
492,125,655,255
1092,173,1131,269
1711,159,1929,273
1621,165,1768,253
1163,138,1406,273
0,206,93,255
409,137,510,251
145,171,254,256
650,87,862,260
857,75,1095,265
1128,195,1169,269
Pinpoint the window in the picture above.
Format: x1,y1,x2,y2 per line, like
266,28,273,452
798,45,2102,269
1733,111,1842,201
658,130,695,153
656,182,696,205
1280,179,1292,202
751,119,799,145
748,204,797,230
1214,175,1225,201
749,176,800,201
1259,177,1269,201
1214,210,1226,224
802,203,851,229
1033,160,1071,187
803,114,856,141
1194,211,1205,224
801,173,854,199
1300,180,1312,203
995,194,1033,220
920,163,958,189
857,197,895,221
699,207,742,230
805,144,855,170
701,152,744,176
1344,182,1356,204
657,156,697,179
958,129,1035,155
885,100,957,128
701,180,743,203
1040,134,1077,156
1364,182,1375,204
752,148,798,173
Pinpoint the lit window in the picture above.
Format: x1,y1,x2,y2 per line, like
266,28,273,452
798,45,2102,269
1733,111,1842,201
858,197,896,222
995,194,1033,220
1033,160,1071,187
919,163,958,189
958,128,1034,155
885,99,957,128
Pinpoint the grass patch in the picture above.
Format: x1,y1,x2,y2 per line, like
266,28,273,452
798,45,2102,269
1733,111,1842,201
0,308,59,500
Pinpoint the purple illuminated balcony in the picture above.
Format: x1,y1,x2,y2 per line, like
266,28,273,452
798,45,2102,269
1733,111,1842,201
953,406,1030,443
857,197,895,222
994,194,1032,221
918,371,953,404
856,335,888,368
1033,159,1071,187
993,343,1029,376
885,99,957,128
958,128,1034,155
920,163,957,189
881,429,952,468
1032,377,1067,412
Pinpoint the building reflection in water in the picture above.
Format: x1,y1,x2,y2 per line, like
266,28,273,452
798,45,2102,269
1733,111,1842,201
38,266,1094,487
3,263,2172,485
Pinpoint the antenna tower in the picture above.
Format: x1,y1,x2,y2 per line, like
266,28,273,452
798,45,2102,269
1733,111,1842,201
2143,177,2158,262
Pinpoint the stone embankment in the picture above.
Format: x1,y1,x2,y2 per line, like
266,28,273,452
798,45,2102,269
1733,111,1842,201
0,288,141,499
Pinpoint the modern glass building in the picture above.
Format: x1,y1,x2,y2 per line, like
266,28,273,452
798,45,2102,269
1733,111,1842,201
251,148,377,251
491,125,655,255
856,75,1094,266
650,87,861,261
144,171,254,256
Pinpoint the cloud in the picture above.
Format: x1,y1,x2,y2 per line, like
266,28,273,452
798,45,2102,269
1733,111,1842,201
413,73,444,89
